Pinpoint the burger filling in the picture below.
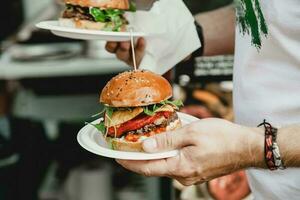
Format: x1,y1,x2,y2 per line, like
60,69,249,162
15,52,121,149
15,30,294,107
109,111,179,142
123,112,179,142
92,100,183,142
62,3,136,31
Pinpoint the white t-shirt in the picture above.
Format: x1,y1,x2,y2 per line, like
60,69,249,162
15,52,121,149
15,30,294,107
233,0,300,199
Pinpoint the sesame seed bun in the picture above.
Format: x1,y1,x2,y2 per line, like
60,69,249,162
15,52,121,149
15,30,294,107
64,0,130,10
100,70,173,107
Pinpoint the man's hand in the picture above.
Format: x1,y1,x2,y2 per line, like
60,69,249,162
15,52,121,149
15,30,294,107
117,118,264,186
105,38,146,67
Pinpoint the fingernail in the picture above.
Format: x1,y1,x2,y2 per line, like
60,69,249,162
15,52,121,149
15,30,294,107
143,138,157,152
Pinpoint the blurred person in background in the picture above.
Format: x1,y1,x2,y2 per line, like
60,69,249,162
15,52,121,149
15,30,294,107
0,1,23,41
106,1,300,200
0,80,49,200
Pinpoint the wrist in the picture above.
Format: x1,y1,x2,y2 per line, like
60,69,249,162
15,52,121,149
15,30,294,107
276,124,300,168
244,127,266,169
277,126,291,167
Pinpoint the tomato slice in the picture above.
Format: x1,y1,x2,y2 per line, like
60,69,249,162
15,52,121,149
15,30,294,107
108,111,172,137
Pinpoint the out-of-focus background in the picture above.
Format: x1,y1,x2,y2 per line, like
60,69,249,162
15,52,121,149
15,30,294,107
0,0,252,200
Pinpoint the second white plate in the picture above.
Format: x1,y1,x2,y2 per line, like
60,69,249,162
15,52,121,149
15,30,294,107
36,21,147,41
77,112,199,160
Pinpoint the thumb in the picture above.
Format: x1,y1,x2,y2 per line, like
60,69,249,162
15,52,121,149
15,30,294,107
142,128,191,153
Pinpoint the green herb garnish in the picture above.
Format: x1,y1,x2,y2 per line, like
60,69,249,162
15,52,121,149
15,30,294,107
89,8,126,31
88,3,138,32
129,2,137,12
105,106,115,119
143,106,156,116
93,122,106,133
89,105,117,134
86,121,106,133
143,100,184,116
89,8,107,22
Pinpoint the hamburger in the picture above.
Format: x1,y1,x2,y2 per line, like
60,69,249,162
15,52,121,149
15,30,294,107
93,70,183,152
60,0,135,31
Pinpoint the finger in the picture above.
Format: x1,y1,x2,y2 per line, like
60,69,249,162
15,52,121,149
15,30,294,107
116,48,130,63
136,38,146,52
119,42,130,51
175,176,205,186
116,159,170,177
209,179,219,189
105,42,119,53
143,127,193,153
135,38,146,66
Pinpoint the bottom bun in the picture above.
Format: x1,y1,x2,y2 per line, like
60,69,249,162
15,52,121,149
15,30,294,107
106,119,182,152
59,18,106,30
59,18,126,31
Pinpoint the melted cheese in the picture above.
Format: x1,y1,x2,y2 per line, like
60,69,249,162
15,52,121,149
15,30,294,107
155,104,175,113
105,107,143,127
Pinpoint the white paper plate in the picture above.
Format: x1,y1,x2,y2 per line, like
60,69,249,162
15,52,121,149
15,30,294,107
36,21,147,41
77,112,199,160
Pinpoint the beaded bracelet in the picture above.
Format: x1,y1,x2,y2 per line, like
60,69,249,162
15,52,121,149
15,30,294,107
258,120,286,170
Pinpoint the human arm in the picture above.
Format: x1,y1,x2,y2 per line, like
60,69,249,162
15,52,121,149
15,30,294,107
277,124,300,167
105,5,236,67
195,5,235,56
117,118,300,186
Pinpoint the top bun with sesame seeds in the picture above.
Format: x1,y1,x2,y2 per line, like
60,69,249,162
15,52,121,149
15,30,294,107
100,70,173,107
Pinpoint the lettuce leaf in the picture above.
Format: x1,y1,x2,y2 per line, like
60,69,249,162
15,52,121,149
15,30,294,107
87,1,136,31
129,2,137,12
89,8,107,22
89,8,125,31
143,106,156,116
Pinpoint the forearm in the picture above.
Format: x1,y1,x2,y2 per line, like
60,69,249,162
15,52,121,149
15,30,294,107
195,5,235,56
277,124,300,167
